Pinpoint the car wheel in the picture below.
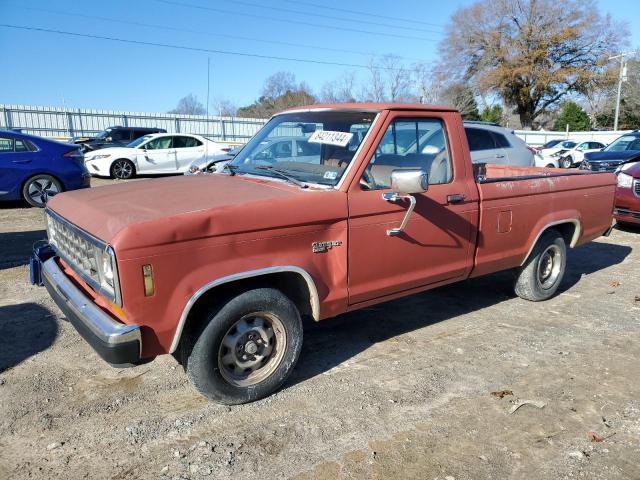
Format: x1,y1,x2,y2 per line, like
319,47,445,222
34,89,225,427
514,228,566,302
545,163,556,168
110,159,135,179
22,174,62,208
560,157,573,169
180,288,303,405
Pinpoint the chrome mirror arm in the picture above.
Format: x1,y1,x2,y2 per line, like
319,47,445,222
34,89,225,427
382,192,417,236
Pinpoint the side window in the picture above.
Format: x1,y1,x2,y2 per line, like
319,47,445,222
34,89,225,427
110,130,129,141
173,136,202,148
362,118,452,190
0,137,13,153
590,142,603,149
492,132,511,148
465,128,496,151
273,141,292,158
145,137,172,150
296,139,321,156
14,139,29,152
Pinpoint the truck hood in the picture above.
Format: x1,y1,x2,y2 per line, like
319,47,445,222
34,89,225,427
584,150,640,162
46,175,345,251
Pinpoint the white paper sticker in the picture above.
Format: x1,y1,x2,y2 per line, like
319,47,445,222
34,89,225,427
308,130,353,148
323,171,338,180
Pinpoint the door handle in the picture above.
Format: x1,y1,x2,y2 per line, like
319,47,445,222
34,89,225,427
447,194,466,204
12,160,31,164
495,154,505,158
382,192,416,236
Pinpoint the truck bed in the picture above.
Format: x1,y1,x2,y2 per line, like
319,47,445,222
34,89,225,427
470,165,616,277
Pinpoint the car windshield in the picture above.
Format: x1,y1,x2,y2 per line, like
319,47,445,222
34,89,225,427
604,135,640,152
229,110,377,187
127,135,153,148
543,139,562,148
560,141,577,148
94,129,111,140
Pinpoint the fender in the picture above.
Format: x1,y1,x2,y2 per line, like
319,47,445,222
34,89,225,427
520,218,581,266
169,266,320,353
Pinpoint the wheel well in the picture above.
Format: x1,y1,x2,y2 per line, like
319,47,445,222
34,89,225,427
521,220,579,266
175,271,315,352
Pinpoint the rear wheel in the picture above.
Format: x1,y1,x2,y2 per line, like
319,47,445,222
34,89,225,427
180,288,303,405
110,159,135,179
514,229,566,301
22,174,62,208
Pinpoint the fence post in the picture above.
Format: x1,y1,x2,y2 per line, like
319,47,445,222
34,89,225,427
221,119,227,141
66,111,74,138
122,114,128,127
174,117,180,133
2,107,12,129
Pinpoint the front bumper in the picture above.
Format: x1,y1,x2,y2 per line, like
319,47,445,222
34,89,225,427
37,255,141,365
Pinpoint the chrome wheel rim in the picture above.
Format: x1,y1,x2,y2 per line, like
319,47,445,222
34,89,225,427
112,160,133,179
27,178,59,206
218,312,286,387
537,244,562,290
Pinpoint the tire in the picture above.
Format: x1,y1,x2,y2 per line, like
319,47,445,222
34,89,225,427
545,164,556,168
181,288,303,405
22,174,62,208
110,159,135,179
514,229,566,301
560,157,573,169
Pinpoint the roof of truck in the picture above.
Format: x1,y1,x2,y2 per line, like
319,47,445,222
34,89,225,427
279,103,458,114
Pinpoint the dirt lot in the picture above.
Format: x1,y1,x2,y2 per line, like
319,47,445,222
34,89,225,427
1,177,639,480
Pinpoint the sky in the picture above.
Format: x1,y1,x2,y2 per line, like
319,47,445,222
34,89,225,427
0,0,638,113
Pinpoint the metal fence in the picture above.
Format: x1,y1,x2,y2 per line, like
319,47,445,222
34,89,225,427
0,104,268,142
1,104,631,147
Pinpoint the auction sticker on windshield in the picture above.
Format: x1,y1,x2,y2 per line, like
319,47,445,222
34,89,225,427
308,130,353,147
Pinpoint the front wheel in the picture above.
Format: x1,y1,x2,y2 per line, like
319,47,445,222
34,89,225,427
514,229,566,301
22,174,62,208
110,159,135,179
181,288,303,405
560,156,573,169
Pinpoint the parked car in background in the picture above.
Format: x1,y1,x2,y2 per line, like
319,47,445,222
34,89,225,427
581,131,640,172
463,122,534,166
84,133,231,179
614,161,640,227
535,139,577,164
71,126,167,152
186,146,242,175
0,130,90,207
556,141,606,168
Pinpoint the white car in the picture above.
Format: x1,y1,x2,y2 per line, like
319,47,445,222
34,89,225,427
84,133,231,179
535,140,606,169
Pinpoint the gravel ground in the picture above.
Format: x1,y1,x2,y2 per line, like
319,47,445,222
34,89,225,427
1,177,639,480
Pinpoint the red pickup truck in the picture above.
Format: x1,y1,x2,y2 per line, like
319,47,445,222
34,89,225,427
32,104,616,404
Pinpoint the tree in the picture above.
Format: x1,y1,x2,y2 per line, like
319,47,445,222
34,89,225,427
237,72,316,118
438,0,626,128
320,72,357,103
168,94,206,115
595,58,640,130
553,101,591,131
211,98,238,117
362,55,413,102
441,83,480,120
480,105,504,124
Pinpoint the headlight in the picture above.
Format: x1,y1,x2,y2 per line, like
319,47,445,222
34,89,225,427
90,154,111,160
93,245,119,301
617,172,633,188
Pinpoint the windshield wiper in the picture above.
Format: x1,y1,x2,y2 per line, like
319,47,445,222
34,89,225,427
254,165,308,188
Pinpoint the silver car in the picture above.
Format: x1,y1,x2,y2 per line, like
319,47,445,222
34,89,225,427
464,122,534,166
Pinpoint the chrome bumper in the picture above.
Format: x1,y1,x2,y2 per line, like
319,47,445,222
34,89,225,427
41,257,142,366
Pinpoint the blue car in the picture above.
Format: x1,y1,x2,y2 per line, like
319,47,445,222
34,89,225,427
0,130,91,207
581,131,640,172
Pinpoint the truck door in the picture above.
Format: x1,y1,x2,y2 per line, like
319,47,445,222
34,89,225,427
347,113,477,305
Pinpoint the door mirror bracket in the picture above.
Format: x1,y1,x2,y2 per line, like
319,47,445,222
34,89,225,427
382,169,428,236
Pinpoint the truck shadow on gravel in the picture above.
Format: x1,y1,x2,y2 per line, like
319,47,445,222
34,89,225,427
0,230,47,270
0,303,57,372
290,240,631,386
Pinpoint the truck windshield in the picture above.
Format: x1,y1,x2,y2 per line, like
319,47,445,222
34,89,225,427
229,110,377,187
604,135,640,152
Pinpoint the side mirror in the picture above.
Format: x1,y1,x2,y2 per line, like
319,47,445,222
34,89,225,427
390,169,429,194
382,169,428,236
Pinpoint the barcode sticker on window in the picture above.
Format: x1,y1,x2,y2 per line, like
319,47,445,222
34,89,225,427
308,130,353,148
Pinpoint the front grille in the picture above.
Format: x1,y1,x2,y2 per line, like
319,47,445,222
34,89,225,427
634,180,640,197
46,210,104,285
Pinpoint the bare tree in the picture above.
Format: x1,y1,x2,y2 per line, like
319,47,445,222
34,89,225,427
211,98,238,117
413,63,444,104
168,94,206,115
365,58,386,102
320,72,357,103
262,71,297,99
438,0,626,127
